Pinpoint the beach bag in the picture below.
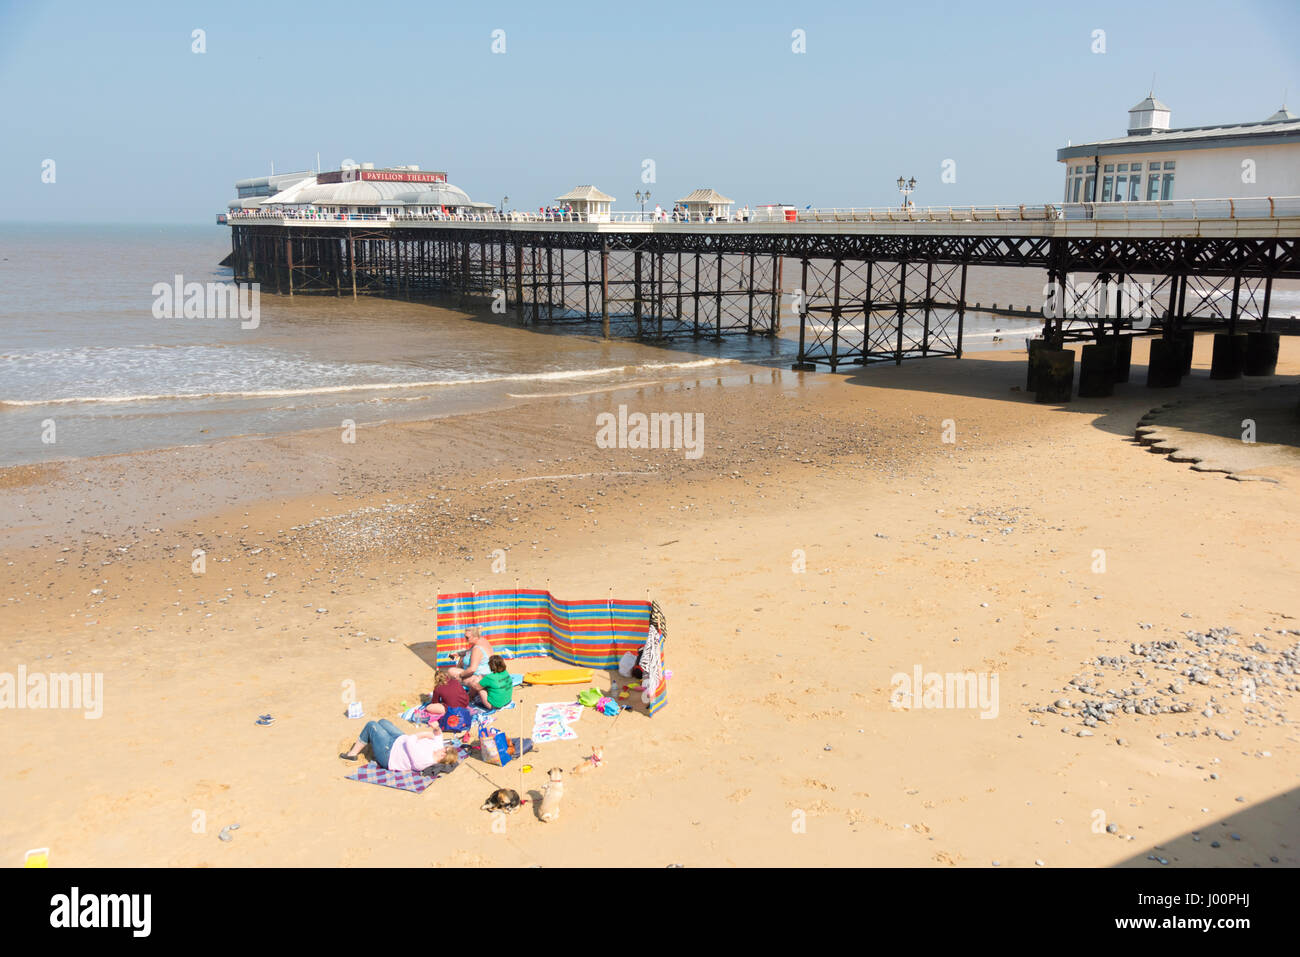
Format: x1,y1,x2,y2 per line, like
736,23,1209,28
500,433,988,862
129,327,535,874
478,726,516,766
576,688,602,708
439,707,473,733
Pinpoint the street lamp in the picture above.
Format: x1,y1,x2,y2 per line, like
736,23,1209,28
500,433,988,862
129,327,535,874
897,176,917,209
635,189,651,220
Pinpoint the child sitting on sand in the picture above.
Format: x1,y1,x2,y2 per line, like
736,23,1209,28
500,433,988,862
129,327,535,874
426,668,470,724
476,655,513,711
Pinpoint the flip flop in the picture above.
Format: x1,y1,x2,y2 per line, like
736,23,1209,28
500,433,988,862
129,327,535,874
339,752,358,761
256,716,275,726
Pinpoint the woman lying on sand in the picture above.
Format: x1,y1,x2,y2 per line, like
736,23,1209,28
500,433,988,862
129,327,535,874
447,628,495,697
340,719,455,772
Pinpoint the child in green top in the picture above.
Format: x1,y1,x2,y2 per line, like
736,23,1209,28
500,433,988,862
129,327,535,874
477,655,513,710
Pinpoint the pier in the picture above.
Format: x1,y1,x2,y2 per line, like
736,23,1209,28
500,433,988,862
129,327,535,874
225,197,1300,399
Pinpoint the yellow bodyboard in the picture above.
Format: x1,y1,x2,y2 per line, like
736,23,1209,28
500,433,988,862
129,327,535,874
523,668,594,686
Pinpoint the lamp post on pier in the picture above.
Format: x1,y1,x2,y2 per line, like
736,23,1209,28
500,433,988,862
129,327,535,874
897,176,917,209
500,196,508,216
635,189,651,221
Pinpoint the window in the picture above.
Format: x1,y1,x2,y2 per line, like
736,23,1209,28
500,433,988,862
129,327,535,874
1072,177,1082,202
1147,174,1161,200
1102,176,1114,201
1130,162,1143,171
1115,175,1127,200
1104,164,1115,172
1117,163,1129,172
1084,176,1096,202
1128,176,1141,201
1163,160,1176,169
1161,173,1175,200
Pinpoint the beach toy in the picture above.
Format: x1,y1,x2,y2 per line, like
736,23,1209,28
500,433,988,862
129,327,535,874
523,668,594,686
24,848,48,868
521,765,533,773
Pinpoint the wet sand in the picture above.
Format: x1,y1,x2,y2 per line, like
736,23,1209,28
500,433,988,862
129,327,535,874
1,338,1298,867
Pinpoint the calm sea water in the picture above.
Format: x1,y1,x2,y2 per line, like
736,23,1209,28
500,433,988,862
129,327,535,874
1,222,1216,468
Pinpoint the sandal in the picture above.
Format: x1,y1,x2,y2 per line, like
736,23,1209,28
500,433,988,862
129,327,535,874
339,752,358,761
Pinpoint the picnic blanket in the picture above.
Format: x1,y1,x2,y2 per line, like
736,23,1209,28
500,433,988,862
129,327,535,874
346,760,457,793
532,701,585,743
401,700,517,728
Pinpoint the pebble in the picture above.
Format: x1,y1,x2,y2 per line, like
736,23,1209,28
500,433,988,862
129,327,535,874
1077,729,1093,737
1106,823,1119,834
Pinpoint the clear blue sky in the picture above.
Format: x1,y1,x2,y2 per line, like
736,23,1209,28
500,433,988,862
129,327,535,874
1,0,1296,222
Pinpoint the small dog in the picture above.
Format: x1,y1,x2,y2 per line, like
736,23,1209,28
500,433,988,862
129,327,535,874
537,768,565,823
481,788,521,813
572,746,604,775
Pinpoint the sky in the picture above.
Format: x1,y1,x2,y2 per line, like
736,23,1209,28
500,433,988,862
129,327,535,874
0,0,1297,223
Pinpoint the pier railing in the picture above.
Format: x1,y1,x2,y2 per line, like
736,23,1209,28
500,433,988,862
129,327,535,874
225,196,1300,226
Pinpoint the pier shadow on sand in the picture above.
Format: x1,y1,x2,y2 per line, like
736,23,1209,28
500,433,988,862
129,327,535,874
830,346,1300,449
1113,786,1300,867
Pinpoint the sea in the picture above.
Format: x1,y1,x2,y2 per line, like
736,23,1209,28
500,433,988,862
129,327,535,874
4,222,1289,469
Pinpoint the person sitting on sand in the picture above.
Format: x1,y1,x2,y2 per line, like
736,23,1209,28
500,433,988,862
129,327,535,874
426,668,470,723
448,628,495,697
340,719,454,772
476,655,513,711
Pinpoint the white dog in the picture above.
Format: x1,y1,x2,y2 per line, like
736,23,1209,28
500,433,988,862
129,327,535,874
538,767,564,823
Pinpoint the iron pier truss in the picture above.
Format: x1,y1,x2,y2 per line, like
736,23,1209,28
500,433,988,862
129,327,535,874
228,221,1300,370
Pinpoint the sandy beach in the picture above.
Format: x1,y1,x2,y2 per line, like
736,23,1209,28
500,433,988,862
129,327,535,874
2,337,1297,868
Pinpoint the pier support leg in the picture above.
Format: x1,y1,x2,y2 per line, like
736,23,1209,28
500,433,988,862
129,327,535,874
600,239,610,339
1244,331,1280,377
634,249,643,338
1035,347,1075,403
1146,338,1185,388
955,262,968,359
829,259,842,372
1210,333,1248,380
792,258,815,370
1026,338,1046,391
1178,328,1196,375
894,261,907,365
770,253,782,335
1077,340,1117,397
1113,335,1132,383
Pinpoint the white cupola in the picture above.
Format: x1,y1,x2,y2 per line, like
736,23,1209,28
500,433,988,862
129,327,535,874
1128,94,1171,135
